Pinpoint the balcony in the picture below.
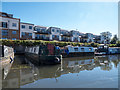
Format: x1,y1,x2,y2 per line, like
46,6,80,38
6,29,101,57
35,30,49,34
35,37,50,41
52,37,59,41
61,39,71,42
61,33,71,37
61,37,71,42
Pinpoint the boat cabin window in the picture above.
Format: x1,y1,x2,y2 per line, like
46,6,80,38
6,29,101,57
104,46,108,48
31,48,33,52
28,48,30,52
34,48,36,52
81,48,84,51
74,48,78,51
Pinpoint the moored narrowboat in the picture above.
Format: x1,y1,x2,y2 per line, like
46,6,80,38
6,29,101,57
25,44,62,65
61,45,94,58
95,44,120,55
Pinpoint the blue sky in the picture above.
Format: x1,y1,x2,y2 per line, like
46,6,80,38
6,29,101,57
2,2,118,36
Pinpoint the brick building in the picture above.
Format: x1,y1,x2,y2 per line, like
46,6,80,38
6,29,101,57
0,12,20,40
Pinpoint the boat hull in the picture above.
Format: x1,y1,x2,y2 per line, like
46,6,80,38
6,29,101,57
25,53,62,65
0,46,14,70
62,52,94,58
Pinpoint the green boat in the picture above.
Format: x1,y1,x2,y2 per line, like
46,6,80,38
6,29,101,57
25,44,62,65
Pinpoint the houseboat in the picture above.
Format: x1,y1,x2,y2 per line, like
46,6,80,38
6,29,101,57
25,44,62,65
95,44,120,55
0,45,14,70
61,45,94,58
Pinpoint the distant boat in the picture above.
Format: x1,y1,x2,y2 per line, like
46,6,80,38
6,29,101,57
25,44,62,65
95,44,120,55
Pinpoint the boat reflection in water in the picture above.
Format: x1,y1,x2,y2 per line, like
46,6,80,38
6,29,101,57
2,55,120,88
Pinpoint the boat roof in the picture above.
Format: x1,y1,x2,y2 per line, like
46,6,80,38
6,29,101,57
109,47,120,48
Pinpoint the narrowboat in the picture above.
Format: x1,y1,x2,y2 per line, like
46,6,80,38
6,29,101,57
95,44,120,55
61,45,94,58
0,45,14,70
25,44,62,65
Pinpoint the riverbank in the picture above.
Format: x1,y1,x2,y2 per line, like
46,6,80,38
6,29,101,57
1,39,120,47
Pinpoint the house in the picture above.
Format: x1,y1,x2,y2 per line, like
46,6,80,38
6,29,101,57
81,33,94,43
34,25,49,40
93,35,101,43
47,27,61,41
70,30,80,42
20,22,35,40
0,12,20,40
100,31,112,44
60,29,71,42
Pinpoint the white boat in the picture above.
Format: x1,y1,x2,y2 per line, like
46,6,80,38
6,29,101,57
61,45,94,57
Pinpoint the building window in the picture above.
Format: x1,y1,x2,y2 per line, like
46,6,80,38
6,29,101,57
12,31,17,34
57,35,59,38
52,29,54,32
2,14,7,17
29,26,32,29
29,33,32,36
57,30,59,32
61,32,64,34
52,35,55,38
21,25,25,29
2,22,7,28
2,30,8,35
22,32,25,36
36,34,40,38
12,23,17,27
12,38,16,40
34,48,36,52
2,38,7,39
35,27,40,31
41,29,45,31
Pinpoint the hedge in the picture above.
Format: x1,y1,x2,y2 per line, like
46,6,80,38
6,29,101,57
1,39,120,47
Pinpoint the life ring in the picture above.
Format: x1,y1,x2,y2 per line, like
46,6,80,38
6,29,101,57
55,57,60,63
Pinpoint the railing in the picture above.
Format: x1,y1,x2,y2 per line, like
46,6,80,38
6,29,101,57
35,37,50,41
61,39,71,42
61,33,71,37
52,38,59,40
35,31,49,34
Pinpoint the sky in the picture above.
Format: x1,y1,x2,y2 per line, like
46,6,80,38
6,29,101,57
2,2,118,36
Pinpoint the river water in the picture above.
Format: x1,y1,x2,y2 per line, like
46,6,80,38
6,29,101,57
2,55,120,88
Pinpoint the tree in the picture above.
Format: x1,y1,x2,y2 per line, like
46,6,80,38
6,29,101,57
110,35,118,44
116,41,120,47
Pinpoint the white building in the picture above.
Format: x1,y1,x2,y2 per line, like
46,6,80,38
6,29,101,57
60,29,71,42
80,33,94,43
70,30,80,42
47,27,61,41
86,33,94,42
100,31,112,44
34,25,49,40
20,22,35,40
93,35,101,43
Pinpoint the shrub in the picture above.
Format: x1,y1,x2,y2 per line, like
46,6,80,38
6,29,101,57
2,39,120,47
